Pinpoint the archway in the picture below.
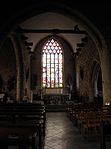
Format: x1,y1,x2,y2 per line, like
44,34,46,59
92,61,103,104
0,38,17,102
31,34,76,104
0,1,108,103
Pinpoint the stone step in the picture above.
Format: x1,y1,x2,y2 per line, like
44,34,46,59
45,104,66,112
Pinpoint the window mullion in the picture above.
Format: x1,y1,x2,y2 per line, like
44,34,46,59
50,53,51,88
46,53,47,87
54,53,55,88
62,53,63,87
42,38,63,89
58,53,59,87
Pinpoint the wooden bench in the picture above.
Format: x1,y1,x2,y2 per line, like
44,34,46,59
0,103,46,135
100,121,111,149
0,121,42,149
0,102,46,149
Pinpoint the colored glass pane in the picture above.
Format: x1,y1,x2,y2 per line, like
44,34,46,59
42,38,63,88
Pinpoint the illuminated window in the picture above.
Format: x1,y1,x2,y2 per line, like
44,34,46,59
42,38,63,88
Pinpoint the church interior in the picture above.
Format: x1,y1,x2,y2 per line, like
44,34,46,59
0,0,111,148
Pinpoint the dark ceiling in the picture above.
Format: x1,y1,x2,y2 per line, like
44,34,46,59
0,0,111,37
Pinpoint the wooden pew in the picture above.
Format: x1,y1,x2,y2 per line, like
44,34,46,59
0,121,42,149
100,122,111,149
0,102,46,149
0,103,46,134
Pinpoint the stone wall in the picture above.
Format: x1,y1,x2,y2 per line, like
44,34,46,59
31,36,76,92
0,38,16,99
76,36,101,102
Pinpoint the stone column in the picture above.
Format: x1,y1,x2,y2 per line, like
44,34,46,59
11,34,24,102
27,54,32,102
101,47,111,105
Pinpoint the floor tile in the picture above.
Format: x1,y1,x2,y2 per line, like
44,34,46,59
44,112,101,149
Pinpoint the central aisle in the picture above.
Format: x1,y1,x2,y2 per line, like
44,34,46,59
44,112,99,149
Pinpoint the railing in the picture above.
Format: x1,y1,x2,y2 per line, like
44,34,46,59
31,87,71,105
43,94,70,105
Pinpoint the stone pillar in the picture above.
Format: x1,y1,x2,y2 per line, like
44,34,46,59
27,54,32,101
11,34,24,102
101,48,111,105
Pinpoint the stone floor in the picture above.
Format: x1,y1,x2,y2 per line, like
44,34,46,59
44,112,111,149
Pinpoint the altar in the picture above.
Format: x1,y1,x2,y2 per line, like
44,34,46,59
31,88,70,105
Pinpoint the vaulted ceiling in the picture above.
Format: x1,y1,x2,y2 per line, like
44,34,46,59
19,12,87,53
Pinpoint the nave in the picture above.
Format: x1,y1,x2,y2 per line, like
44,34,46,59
44,112,104,149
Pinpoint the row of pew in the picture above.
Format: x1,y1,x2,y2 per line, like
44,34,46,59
66,102,111,149
0,102,46,149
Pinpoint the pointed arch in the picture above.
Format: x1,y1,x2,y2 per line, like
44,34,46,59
42,37,63,88
91,61,102,98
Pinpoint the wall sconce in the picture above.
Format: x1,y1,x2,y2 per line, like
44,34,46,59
105,102,110,105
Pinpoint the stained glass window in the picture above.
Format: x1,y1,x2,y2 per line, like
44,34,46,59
42,38,63,88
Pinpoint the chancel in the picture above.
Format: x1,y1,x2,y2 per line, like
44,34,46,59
0,1,111,149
